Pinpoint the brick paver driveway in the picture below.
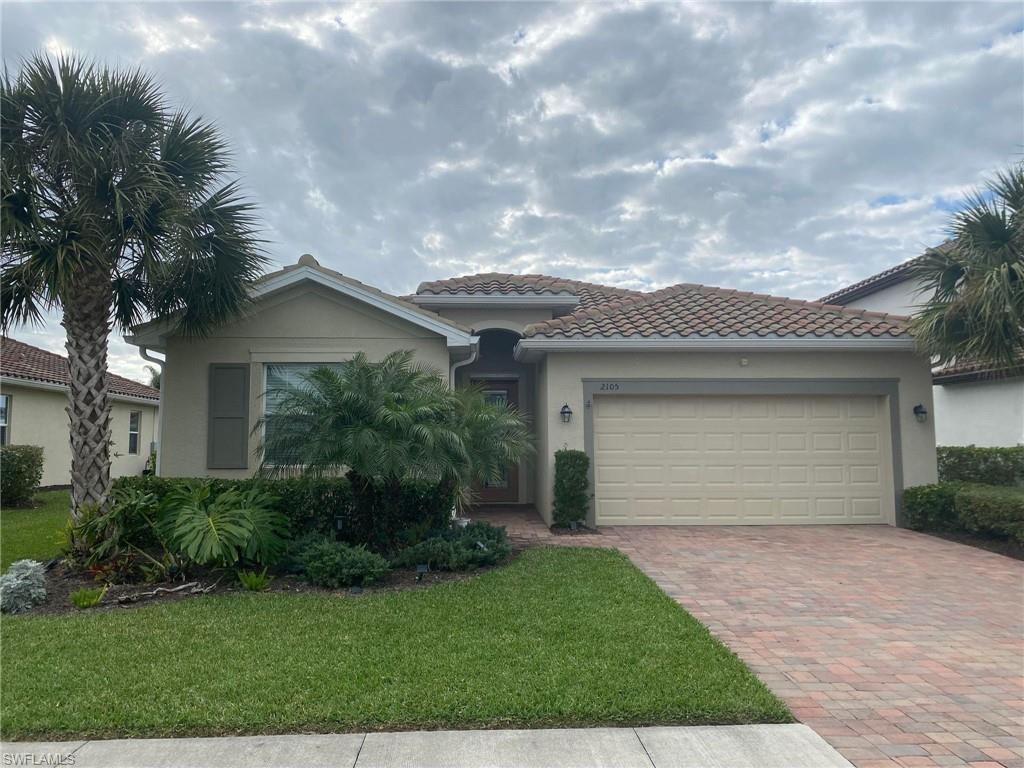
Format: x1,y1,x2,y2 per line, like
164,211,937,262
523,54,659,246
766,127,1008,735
598,525,1024,768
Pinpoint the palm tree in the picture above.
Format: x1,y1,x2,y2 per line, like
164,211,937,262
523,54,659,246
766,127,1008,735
145,365,161,390
911,163,1023,372
1,55,265,528
258,350,532,509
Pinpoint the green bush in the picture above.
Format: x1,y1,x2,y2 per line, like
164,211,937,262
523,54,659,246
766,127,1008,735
113,474,454,550
70,586,107,610
301,540,390,588
937,446,1024,486
552,449,589,526
1,445,44,506
159,482,287,567
390,521,511,571
954,484,1024,543
902,483,961,531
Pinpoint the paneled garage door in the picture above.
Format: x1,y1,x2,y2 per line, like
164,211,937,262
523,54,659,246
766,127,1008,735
593,394,894,525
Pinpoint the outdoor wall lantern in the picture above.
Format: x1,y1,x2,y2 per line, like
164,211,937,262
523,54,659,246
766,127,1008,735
560,403,573,423
913,404,928,423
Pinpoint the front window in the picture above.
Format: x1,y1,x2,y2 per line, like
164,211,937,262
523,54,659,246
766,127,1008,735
128,411,141,454
264,363,345,465
0,394,9,445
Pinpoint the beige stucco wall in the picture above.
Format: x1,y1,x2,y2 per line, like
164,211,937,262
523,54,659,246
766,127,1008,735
160,283,451,478
533,349,938,524
1,382,158,487
431,307,555,333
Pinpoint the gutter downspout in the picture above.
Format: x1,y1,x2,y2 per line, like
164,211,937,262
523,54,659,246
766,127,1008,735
138,346,165,476
449,336,480,388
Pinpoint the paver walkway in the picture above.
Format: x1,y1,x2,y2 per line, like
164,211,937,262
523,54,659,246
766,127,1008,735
477,510,1024,768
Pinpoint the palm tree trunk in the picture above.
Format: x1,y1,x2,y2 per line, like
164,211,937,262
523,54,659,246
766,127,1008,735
62,268,113,525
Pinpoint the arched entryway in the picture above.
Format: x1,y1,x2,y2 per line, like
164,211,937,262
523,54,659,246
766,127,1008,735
453,328,535,506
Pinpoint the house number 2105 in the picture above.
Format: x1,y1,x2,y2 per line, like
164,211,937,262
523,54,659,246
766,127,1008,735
599,382,620,391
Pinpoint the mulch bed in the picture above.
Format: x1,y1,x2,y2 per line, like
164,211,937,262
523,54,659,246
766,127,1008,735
924,530,1024,561
30,554,516,617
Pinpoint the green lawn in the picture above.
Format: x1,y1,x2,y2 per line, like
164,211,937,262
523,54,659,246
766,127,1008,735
1,490,69,570
0,547,790,740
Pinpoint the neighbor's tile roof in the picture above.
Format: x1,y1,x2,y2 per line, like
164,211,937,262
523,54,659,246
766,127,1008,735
1,337,159,401
818,241,954,305
415,273,643,308
932,354,1024,384
523,284,910,339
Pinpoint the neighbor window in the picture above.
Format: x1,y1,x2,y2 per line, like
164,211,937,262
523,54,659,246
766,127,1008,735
0,394,9,445
264,363,345,464
128,411,141,455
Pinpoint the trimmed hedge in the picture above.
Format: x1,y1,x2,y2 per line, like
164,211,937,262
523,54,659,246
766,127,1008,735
113,474,454,550
903,483,961,532
0,445,44,506
955,484,1024,544
552,449,590,526
937,446,1024,486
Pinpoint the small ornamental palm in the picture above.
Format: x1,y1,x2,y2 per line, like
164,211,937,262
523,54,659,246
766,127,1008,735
910,163,1023,372
258,350,532,506
1,55,265,533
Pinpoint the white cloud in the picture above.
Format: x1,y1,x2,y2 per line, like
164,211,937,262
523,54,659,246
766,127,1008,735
1,1,1021,378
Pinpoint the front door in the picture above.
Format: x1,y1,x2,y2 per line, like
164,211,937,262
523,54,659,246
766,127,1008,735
474,380,520,504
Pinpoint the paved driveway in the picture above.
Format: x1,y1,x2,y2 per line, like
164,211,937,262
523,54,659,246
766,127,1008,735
598,525,1024,768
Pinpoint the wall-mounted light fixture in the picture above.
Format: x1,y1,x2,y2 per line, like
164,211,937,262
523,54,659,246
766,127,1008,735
913,404,928,423
560,403,573,423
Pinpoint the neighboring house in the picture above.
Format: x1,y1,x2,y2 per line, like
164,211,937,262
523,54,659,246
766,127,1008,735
128,253,937,528
0,337,160,486
820,248,1024,448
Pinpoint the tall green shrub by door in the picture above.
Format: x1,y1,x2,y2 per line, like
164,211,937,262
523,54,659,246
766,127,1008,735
553,449,590,526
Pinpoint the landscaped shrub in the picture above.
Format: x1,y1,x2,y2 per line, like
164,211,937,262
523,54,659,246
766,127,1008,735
113,474,455,551
390,521,511,571
954,484,1024,543
552,449,590,526
0,445,44,506
902,483,961,531
0,560,46,614
300,540,390,588
937,446,1024,486
159,482,287,567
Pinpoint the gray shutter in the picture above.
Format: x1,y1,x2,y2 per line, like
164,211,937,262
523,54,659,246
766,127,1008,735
207,364,249,470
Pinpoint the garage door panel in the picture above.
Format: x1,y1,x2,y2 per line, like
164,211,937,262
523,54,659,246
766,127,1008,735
593,394,894,526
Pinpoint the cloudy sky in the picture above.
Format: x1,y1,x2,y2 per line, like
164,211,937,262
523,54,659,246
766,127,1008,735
3,1,1022,381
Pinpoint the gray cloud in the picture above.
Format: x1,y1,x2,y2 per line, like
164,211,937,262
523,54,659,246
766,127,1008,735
2,1,1021,380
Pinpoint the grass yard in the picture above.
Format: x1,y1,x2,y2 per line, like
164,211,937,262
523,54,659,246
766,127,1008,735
0,547,790,740
1,490,69,570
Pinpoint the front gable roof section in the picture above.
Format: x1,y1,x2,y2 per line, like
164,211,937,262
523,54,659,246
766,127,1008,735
128,255,476,351
414,273,643,309
515,283,914,360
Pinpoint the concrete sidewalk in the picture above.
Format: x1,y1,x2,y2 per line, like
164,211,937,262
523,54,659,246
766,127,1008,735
3,724,851,767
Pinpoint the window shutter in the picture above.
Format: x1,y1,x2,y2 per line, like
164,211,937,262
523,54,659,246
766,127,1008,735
207,364,250,470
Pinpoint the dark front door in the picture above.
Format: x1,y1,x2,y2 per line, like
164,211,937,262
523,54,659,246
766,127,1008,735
474,380,520,504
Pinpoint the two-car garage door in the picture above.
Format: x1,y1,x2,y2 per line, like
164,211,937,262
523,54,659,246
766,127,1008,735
593,394,894,525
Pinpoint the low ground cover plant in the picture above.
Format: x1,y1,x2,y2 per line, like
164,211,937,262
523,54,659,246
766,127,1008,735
70,586,107,610
0,560,47,614
237,568,272,591
391,522,511,571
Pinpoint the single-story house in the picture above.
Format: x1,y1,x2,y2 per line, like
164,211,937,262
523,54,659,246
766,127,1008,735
820,247,1024,448
128,254,937,527
0,337,160,486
